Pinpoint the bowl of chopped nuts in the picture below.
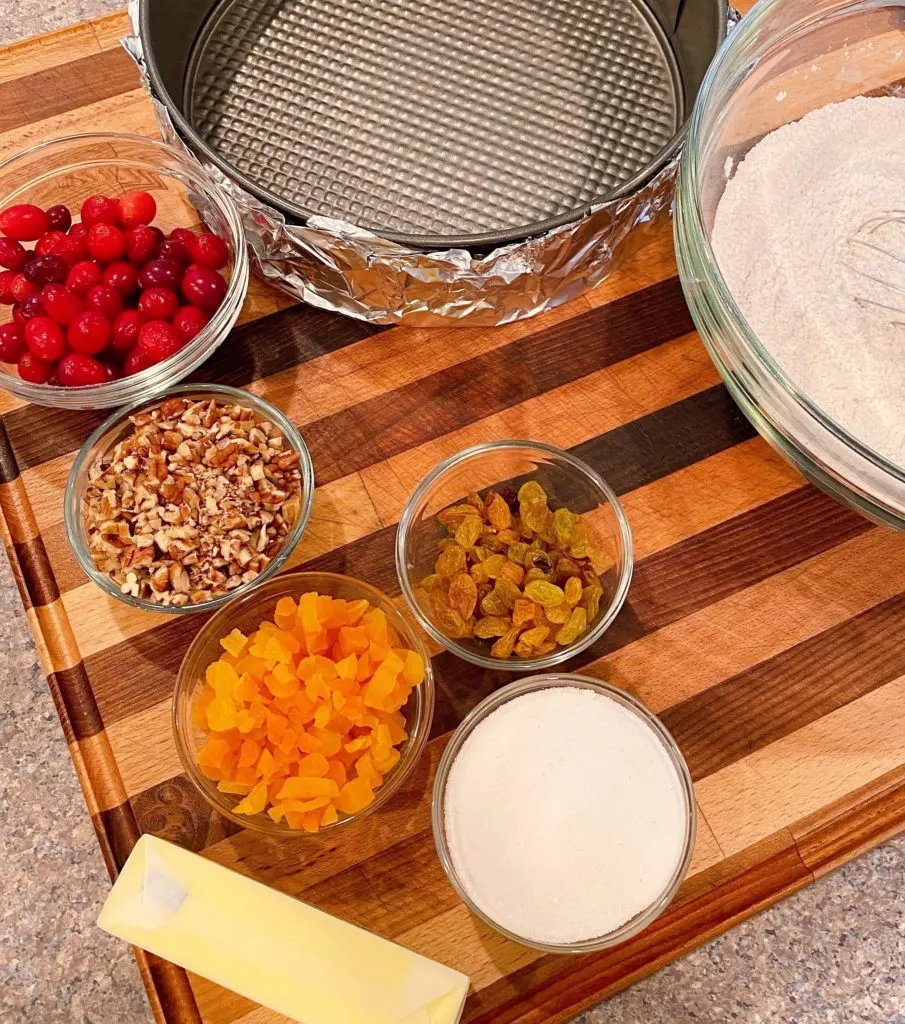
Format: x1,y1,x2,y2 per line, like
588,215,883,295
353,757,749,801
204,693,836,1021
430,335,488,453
65,383,314,612
396,440,633,670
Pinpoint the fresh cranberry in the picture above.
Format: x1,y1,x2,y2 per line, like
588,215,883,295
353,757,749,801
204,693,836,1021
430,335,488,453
40,284,83,325
138,286,179,320
0,322,25,362
0,237,27,271
65,260,102,297
181,264,227,310
17,350,53,384
35,231,68,258
80,195,119,227
12,295,43,324
10,274,38,302
138,258,183,291
68,222,89,239
67,310,111,355
101,361,120,382
102,260,139,297
169,227,196,248
87,223,126,263
0,204,50,241
0,270,17,304
118,191,157,228
111,309,145,353
158,238,189,265
57,233,89,264
25,316,67,362
125,225,159,265
186,231,229,270
84,285,122,321
137,319,184,363
123,346,154,376
56,351,107,386
23,254,68,286
172,305,209,341
46,204,72,233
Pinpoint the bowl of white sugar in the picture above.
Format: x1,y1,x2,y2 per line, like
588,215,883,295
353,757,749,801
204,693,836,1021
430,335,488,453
675,0,905,528
432,675,695,952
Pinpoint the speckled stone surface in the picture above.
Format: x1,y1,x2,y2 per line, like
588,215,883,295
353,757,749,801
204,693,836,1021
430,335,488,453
2,6,905,1023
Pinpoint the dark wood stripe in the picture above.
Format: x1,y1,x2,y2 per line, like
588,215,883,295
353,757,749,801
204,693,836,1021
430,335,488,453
84,383,751,723
663,590,905,782
144,956,203,1024
12,536,60,608
48,663,105,741
2,303,381,472
96,800,142,876
628,485,870,633
0,47,138,134
302,277,693,484
0,420,20,484
130,774,241,853
464,837,810,1024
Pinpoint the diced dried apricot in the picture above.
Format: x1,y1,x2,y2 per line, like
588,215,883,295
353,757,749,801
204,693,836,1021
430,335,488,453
297,752,329,778
337,777,374,815
234,780,268,815
192,590,425,831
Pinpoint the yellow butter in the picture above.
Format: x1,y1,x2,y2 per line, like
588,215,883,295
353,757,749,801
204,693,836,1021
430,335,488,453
98,835,469,1024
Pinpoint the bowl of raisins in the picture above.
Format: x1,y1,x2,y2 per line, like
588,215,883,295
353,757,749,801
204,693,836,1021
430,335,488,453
395,439,633,670
0,133,247,408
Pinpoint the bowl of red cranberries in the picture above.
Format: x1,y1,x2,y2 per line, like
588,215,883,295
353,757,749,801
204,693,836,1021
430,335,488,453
0,133,248,408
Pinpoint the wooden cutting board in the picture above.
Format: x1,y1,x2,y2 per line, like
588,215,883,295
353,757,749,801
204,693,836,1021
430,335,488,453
3,9,905,1024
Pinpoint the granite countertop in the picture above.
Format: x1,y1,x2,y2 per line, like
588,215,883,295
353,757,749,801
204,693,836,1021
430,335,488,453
1,7,904,1024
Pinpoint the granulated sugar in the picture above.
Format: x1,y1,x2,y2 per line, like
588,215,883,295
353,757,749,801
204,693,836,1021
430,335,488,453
711,96,905,467
442,687,688,945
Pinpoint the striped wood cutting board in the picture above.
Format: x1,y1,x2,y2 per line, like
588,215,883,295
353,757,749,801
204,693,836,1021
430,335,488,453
1,8,905,1024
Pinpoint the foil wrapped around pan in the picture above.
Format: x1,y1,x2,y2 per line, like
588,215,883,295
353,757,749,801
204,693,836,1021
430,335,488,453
123,0,727,327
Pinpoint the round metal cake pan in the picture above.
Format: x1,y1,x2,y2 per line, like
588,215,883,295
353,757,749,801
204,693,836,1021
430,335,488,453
140,0,726,251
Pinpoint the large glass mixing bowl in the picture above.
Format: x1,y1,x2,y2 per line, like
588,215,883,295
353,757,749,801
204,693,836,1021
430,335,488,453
675,0,905,528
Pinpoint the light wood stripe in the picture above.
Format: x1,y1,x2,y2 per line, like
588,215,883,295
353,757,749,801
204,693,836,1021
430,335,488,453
0,11,125,85
359,330,715,525
697,674,905,856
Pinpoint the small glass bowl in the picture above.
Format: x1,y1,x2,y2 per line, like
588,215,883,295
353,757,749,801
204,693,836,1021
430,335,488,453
0,133,248,409
432,673,696,953
173,571,436,836
64,383,314,615
395,440,633,670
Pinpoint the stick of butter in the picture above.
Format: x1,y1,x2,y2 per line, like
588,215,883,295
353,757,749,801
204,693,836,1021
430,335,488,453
98,835,469,1024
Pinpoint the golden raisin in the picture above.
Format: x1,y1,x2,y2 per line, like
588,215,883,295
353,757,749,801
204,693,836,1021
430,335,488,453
490,627,520,659
455,515,483,550
524,580,566,608
498,560,525,586
448,572,478,620
564,576,583,606
544,602,571,625
435,543,467,576
582,583,604,620
493,578,521,611
555,607,587,646
517,481,547,506
474,616,512,638
512,598,537,627
438,504,481,527
485,492,512,530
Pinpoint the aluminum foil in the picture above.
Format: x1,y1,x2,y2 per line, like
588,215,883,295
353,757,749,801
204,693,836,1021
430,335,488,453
123,1,681,327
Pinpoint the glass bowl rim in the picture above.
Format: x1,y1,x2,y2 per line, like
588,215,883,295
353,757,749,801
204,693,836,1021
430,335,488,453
0,131,248,408
431,672,697,953
395,438,634,671
64,382,315,615
680,0,905,489
172,569,436,835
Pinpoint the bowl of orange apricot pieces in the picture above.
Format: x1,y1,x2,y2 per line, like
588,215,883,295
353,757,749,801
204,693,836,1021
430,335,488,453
173,571,435,835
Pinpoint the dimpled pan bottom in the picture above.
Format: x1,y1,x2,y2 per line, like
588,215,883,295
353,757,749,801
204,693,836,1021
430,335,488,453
185,0,683,246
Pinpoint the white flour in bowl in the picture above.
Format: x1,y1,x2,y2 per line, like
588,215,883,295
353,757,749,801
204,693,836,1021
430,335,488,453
711,96,905,467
